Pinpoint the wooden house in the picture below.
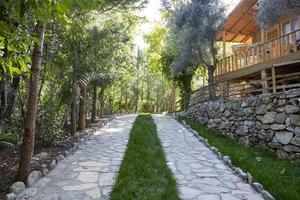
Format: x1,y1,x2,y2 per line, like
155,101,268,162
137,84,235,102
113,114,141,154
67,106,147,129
213,0,300,100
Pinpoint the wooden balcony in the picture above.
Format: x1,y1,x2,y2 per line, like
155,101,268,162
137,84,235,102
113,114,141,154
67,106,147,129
215,30,300,78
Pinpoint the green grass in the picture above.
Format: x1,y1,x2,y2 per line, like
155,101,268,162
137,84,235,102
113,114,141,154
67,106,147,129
110,114,180,200
177,115,300,200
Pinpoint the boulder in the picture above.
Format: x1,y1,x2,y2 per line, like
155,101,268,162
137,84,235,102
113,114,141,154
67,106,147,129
9,181,26,194
273,132,294,145
284,105,300,114
262,112,276,124
26,171,42,187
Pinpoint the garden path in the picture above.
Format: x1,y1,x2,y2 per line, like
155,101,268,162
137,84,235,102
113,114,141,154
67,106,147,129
16,114,137,200
16,114,265,200
153,114,264,200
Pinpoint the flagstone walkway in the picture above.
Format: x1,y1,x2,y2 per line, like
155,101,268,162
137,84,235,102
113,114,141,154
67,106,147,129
153,115,264,200
16,114,265,200
16,114,137,200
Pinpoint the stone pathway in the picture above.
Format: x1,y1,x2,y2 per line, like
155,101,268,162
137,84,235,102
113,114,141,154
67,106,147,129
17,114,137,200
153,115,264,200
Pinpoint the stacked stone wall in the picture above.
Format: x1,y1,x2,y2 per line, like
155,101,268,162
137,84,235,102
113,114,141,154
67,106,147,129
180,89,300,161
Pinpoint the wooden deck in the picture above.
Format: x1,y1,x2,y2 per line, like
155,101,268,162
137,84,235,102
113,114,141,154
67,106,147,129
215,30,300,81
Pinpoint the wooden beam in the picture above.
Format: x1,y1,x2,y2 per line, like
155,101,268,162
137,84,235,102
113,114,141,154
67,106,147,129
272,67,276,93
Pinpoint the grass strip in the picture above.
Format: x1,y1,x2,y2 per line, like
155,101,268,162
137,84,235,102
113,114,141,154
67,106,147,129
177,115,300,200
110,114,180,200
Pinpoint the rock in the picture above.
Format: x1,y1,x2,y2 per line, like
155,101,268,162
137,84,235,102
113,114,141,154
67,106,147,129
291,135,300,146
261,190,275,200
256,105,267,115
9,181,26,194
278,99,287,106
41,164,47,168
267,142,282,149
241,101,248,108
49,159,56,170
232,102,240,110
244,121,255,127
234,167,247,180
295,127,300,135
275,112,286,124
223,155,230,164
224,110,231,117
247,172,252,183
270,124,286,130
220,103,226,112
26,171,42,187
284,105,300,114
290,115,300,126
4,193,17,200
289,153,300,161
252,182,264,192
276,150,289,159
244,107,254,116
262,112,276,124
273,132,294,145
283,145,300,152
286,89,300,98
42,168,49,176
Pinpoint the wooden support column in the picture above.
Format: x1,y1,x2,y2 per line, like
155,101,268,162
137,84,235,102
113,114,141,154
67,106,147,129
223,30,227,73
260,28,269,95
261,69,268,94
272,67,276,93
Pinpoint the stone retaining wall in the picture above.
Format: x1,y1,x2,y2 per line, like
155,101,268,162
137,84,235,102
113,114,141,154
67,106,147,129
179,89,300,161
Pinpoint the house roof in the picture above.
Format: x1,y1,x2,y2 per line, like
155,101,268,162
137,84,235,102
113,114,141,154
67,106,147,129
216,0,259,44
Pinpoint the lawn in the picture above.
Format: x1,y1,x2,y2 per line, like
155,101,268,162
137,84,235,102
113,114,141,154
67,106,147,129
110,114,180,200
177,115,300,200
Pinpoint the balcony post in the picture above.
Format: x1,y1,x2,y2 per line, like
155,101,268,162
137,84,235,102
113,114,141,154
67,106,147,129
223,30,227,73
261,69,268,94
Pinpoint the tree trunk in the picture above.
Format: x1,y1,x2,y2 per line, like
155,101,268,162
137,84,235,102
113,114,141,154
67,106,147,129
17,21,45,182
124,93,128,113
91,86,97,123
70,98,77,136
78,82,87,131
156,89,159,113
207,65,217,101
4,75,20,121
171,85,176,112
0,74,7,127
99,89,104,118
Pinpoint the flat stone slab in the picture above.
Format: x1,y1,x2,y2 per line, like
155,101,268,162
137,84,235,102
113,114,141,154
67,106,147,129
17,115,137,200
153,115,264,200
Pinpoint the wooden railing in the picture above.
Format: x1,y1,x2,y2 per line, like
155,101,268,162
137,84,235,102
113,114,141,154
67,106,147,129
174,69,300,111
216,30,300,76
